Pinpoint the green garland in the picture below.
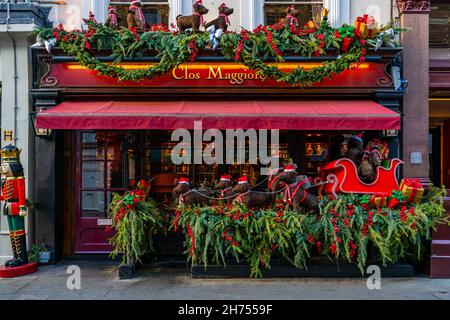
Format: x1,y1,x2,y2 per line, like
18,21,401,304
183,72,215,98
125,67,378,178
33,20,380,85
172,187,448,278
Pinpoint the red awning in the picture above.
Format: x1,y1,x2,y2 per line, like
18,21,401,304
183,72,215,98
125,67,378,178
36,100,401,130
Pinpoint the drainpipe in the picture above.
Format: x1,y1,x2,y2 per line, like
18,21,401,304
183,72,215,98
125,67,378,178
5,1,18,145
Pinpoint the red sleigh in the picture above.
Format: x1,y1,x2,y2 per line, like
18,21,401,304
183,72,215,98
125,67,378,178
318,158,403,198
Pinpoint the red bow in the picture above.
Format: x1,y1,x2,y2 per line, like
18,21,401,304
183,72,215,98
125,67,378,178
356,14,369,24
219,13,231,25
403,178,423,189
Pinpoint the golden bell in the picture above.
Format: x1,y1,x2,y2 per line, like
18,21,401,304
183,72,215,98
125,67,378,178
1,145,21,163
322,8,329,18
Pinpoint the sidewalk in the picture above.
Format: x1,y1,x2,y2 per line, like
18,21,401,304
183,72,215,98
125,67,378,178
0,260,449,300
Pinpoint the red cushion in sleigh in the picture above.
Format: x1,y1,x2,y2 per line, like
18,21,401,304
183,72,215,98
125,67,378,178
319,158,403,198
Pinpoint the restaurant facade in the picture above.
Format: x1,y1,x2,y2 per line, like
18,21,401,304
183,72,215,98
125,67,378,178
2,0,449,277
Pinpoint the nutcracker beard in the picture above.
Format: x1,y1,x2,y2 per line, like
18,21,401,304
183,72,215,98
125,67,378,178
1,161,28,268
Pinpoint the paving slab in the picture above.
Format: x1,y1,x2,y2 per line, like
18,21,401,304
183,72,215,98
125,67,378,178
0,261,449,300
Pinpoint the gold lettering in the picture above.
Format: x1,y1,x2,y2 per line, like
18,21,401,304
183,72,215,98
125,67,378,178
172,66,185,80
207,66,223,79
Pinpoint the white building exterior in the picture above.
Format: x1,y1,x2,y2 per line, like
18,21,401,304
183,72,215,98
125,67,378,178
0,0,397,259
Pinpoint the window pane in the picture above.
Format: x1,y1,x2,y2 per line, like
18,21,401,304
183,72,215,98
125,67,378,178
265,1,323,26
112,1,169,27
430,2,450,48
82,162,105,189
82,132,105,160
81,191,105,217
107,161,124,189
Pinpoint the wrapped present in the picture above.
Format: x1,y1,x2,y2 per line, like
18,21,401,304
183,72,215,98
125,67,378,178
400,178,424,204
305,20,318,29
338,24,355,52
370,192,389,208
354,14,369,38
366,15,378,39
387,190,406,209
354,14,378,39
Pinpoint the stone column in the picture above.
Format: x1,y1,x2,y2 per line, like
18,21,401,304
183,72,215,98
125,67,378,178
323,0,340,27
397,0,430,183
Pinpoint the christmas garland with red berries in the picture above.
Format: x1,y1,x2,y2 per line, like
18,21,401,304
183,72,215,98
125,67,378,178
34,20,371,85
173,187,448,278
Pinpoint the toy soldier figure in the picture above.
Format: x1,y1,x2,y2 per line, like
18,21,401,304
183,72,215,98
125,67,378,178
0,145,28,268
127,0,146,32
105,5,119,29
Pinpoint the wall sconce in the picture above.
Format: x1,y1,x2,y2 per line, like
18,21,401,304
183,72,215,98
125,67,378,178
30,112,52,138
382,130,398,137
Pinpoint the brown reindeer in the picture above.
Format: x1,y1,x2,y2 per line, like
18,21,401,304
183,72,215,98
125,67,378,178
127,0,146,32
358,150,376,183
270,167,319,213
282,5,302,28
205,3,234,32
214,175,236,203
232,176,274,209
172,178,210,207
105,6,119,30
176,0,209,33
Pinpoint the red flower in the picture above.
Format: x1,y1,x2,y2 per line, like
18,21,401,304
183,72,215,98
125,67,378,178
307,235,316,244
232,240,239,247
330,243,338,255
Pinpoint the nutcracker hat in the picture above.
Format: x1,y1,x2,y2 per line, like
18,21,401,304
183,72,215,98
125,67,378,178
108,6,117,13
194,0,203,5
219,3,227,8
238,176,248,184
89,10,95,17
220,175,232,181
1,145,21,164
130,0,142,5
283,165,296,173
179,177,190,185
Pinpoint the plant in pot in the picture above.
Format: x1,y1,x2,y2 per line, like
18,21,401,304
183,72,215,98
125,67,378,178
107,179,165,279
28,244,52,264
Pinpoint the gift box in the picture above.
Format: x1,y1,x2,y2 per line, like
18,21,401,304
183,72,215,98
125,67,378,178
354,15,378,39
387,190,406,209
338,24,355,52
305,20,318,29
370,192,388,208
400,178,424,204
366,16,378,39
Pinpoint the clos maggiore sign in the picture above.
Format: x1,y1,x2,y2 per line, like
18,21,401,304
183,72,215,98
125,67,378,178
44,61,385,88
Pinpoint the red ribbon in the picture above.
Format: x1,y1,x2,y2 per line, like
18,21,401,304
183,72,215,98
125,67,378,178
403,178,423,189
219,13,230,25
286,15,298,26
193,12,206,26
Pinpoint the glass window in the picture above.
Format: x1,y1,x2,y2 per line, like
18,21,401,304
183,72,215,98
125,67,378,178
430,1,450,48
80,132,128,218
110,0,169,27
264,0,323,26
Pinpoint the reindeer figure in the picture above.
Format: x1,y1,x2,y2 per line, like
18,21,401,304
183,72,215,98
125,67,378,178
127,0,146,32
270,166,319,213
105,6,119,29
369,145,383,169
214,175,236,203
283,5,302,28
232,176,274,209
358,150,376,183
205,3,234,32
172,178,210,207
176,0,209,33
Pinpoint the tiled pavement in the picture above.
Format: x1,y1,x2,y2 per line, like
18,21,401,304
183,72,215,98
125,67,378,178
0,260,449,300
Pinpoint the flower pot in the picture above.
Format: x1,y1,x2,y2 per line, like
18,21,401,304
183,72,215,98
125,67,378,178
39,251,52,264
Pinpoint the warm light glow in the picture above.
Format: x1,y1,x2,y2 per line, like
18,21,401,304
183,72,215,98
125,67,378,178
65,62,370,71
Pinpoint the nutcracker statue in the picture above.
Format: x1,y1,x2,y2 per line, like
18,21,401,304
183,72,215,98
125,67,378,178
0,145,36,277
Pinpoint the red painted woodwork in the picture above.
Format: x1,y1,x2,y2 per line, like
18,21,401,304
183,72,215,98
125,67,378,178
319,158,403,198
0,262,38,278
36,100,401,130
44,62,390,89
443,120,450,188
